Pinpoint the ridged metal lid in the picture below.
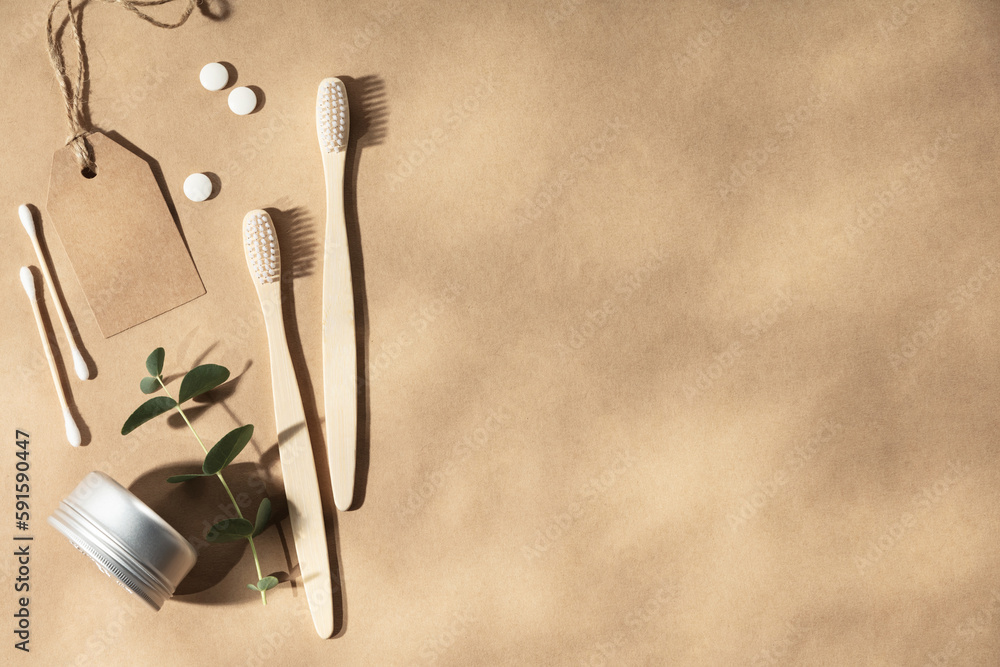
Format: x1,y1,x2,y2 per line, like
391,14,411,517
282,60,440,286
48,471,197,610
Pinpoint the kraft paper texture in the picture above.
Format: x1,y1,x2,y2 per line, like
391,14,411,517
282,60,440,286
2,0,1000,664
47,132,206,337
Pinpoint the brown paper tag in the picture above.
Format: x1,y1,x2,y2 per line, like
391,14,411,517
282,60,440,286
45,132,205,337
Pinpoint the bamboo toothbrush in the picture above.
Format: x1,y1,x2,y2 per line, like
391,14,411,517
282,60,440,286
20,266,81,447
317,77,358,512
242,209,334,638
18,205,89,380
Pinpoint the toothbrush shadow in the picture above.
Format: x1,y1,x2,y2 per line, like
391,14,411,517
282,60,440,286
338,74,387,512
268,207,317,280
25,204,97,381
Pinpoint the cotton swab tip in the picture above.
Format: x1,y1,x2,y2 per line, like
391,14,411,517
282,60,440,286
18,205,35,236
63,407,81,447
19,266,36,300
72,347,90,381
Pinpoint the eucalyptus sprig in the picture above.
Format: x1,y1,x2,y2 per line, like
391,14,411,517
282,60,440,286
121,348,278,604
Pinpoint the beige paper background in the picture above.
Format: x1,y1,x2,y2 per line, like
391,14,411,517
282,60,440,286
2,0,1000,664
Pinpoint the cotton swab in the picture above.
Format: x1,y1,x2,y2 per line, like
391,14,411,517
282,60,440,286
20,266,81,447
18,204,90,380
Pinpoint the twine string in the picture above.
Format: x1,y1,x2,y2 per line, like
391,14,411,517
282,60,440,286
46,0,198,173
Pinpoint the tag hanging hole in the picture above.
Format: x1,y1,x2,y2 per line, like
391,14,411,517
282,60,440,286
81,167,96,179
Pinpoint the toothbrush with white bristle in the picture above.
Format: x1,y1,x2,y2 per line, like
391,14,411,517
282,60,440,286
316,77,358,512
20,266,81,447
242,209,334,638
18,205,89,380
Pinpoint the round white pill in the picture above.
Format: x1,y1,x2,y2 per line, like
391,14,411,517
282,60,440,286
199,62,229,91
228,86,257,115
183,173,213,202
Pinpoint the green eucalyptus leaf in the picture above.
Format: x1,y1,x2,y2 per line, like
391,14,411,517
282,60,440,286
166,473,207,483
252,498,271,537
205,518,254,543
178,364,230,403
145,348,165,377
121,396,177,435
202,425,254,475
139,376,160,394
256,576,279,592
247,583,260,592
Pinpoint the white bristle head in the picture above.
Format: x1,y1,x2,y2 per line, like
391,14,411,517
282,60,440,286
19,266,36,300
18,205,35,236
242,210,280,285
317,78,350,154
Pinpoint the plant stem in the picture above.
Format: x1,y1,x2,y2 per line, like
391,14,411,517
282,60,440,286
215,471,267,605
158,376,268,605
158,377,208,455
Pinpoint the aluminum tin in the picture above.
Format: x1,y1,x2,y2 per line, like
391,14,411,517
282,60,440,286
48,471,197,610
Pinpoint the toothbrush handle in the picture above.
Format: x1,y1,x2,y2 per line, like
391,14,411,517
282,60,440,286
264,301,335,638
322,157,358,512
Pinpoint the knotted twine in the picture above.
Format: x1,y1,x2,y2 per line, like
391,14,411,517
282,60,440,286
46,0,198,174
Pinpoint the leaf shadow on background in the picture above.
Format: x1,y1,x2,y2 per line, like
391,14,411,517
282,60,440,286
164,361,251,429
128,461,288,603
